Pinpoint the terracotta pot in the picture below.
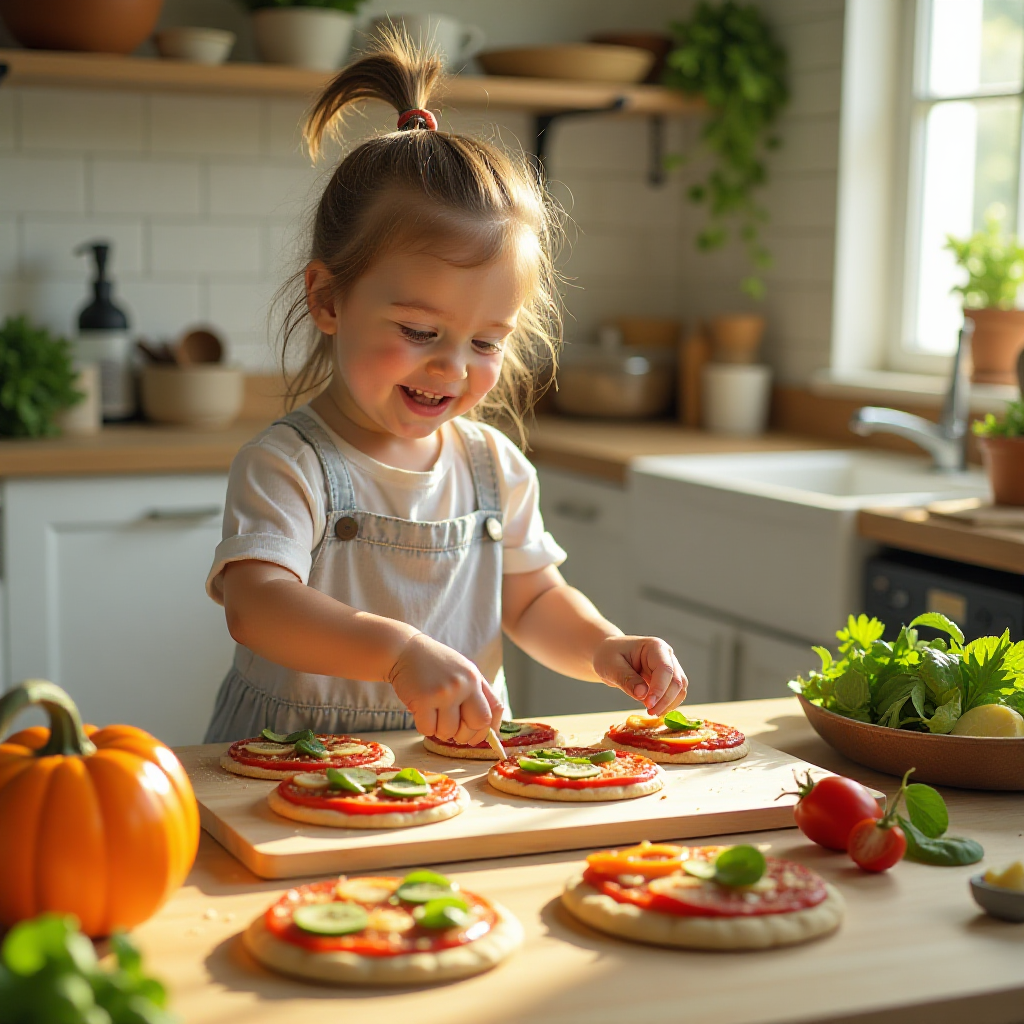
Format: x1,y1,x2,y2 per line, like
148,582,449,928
590,32,673,83
0,0,163,53
964,308,1024,385
979,436,1024,505
799,696,1024,791
709,314,765,364
614,317,681,348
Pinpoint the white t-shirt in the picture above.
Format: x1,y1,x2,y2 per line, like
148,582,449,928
206,408,566,603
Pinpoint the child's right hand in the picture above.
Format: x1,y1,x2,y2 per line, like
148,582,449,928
388,633,503,746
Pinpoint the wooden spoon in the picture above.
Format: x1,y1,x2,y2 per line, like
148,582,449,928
174,329,223,366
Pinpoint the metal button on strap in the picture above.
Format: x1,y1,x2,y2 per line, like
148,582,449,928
485,517,503,542
335,516,358,541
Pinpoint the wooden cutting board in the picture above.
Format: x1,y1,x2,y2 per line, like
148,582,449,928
177,723,844,880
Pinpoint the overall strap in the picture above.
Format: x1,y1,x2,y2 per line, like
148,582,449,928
453,418,502,514
273,409,356,513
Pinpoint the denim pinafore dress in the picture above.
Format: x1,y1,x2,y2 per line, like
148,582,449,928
204,409,508,743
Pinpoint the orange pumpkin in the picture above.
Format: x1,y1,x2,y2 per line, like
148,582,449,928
0,679,200,937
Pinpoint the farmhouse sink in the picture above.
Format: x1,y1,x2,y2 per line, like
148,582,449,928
628,450,989,645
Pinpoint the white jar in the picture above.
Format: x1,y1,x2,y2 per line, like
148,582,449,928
75,330,135,421
701,363,773,436
252,8,355,70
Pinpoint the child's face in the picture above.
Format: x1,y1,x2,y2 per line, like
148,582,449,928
308,249,524,440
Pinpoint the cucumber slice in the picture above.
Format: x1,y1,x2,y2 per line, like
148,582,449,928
293,902,368,936
399,870,455,890
551,763,602,780
380,779,430,798
413,897,471,930
528,749,566,760
326,767,377,793
587,749,617,763
241,741,293,756
292,772,330,790
294,737,329,759
517,757,555,773
498,721,523,735
396,882,456,904
681,859,717,880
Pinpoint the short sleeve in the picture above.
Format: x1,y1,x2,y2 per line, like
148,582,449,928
481,424,567,575
205,425,328,604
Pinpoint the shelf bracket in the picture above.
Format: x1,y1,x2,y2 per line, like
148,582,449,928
0,61,8,88
532,97,627,179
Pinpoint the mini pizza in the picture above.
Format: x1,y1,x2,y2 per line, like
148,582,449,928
423,720,565,760
487,746,664,802
562,841,844,951
221,728,395,780
244,870,523,985
268,766,470,829
600,710,749,764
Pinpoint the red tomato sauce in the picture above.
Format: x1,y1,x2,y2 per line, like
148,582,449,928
492,747,658,789
265,878,497,956
607,720,746,753
429,721,558,749
276,771,459,815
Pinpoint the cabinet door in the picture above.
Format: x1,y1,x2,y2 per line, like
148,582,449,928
632,596,736,705
735,627,814,702
3,475,234,746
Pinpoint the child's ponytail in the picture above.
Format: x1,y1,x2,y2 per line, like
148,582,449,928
280,34,563,443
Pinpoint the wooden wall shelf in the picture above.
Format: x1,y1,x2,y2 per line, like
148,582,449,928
0,49,702,116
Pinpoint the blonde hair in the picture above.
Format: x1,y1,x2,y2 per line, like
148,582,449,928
280,34,563,442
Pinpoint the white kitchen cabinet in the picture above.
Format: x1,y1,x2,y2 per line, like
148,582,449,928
734,626,816,702
2,474,234,746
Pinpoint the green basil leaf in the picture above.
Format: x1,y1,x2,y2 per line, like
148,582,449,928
904,783,948,838
909,612,965,646
392,767,426,786
899,817,984,866
413,897,471,930
924,690,961,735
834,669,870,712
663,710,704,731
713,845,766,887
294,737,328,759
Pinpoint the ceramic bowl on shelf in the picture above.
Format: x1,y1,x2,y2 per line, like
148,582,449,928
970,875,1024,922
477,44,654,83
0,0,164,54
798,696,1024,791
141,365,243,430
155,27,236,65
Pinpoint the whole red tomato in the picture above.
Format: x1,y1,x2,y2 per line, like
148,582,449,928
785,771,882,851
848,818,907,872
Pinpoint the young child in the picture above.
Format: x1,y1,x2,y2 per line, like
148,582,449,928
204,38,688,746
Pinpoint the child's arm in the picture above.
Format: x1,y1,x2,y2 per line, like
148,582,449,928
222,560,503,744
502,565,687,716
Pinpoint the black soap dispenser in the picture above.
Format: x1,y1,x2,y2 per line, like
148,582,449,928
75,241,135,420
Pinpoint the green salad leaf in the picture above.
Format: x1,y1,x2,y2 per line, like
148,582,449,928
898,817,985,866
788,614,1024,733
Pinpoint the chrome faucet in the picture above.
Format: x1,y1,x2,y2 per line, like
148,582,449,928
849,320,973,472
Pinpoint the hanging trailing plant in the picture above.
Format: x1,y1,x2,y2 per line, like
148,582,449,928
664,1,788,298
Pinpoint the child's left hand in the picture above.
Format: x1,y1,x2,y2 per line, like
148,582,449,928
592,636,688,716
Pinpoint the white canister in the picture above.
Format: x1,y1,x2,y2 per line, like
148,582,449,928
252,7,355,70
75,330,135,421
701,363,773,436
366,14,486,71
55,363,102,436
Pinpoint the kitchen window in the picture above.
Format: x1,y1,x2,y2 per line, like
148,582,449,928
901,0,1024,361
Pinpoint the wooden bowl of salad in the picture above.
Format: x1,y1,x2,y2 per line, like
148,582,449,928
798,697,1024,791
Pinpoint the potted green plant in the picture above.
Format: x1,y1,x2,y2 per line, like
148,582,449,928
240,0,368,71
945,206,1024,385
0,316,83,438
972,393,1024,505
663,1,788,300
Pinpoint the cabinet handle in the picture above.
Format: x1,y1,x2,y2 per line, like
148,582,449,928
144,505,222,522
551,500,600,523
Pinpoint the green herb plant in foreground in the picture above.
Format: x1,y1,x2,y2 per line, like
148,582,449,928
0,913,176,1024
972,396,1024,439
0,316,83,438
788,613,1024,733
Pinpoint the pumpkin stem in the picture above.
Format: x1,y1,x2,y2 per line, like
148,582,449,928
0,680,96,757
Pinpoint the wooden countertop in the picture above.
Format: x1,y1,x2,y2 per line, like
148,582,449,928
136,699,1024,1024
0,416,828,482
859,507,1024,575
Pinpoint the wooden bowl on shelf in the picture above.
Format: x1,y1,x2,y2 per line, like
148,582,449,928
798,696,1024,791
477,44,654,84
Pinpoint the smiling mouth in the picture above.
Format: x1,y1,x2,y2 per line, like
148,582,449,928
400,386,452,408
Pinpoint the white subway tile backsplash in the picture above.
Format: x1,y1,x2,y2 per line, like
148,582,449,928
21,218,144,278
0,91,15,151
267,98,311,158
6,278,88,338
19,89,145,154
0,218,16,278
207,161,321,218
788,68,844,118
150,96,262,156
120,281,203,338
150,222,262,276
208,280,275,333
770,116,840,174
92,159,201,215
0,156,86,214
264,218,310,280
761,172,837,230
774,13,845,71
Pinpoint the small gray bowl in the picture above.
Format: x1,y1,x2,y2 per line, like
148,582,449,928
970,874,1024,922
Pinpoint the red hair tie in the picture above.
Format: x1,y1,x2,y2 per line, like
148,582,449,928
397,108,438,131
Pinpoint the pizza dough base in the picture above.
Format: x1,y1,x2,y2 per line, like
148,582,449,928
422,733,565,760
487,766,664,802
598,737,750,764
220,746,395,780
267,783,470,828
562,875,844,950
244,902,523,985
